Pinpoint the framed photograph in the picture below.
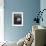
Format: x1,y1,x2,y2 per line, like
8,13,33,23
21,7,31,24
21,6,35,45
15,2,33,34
12,12,23,26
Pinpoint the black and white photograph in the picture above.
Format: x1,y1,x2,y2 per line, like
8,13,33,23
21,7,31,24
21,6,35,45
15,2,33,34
12,12,23,26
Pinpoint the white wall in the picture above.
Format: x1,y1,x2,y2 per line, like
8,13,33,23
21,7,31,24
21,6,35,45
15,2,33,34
0,0,4,43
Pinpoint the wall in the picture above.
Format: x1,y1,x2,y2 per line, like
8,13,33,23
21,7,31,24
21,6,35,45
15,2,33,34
40,0,46,27
0,0,4,42
4,0,40,42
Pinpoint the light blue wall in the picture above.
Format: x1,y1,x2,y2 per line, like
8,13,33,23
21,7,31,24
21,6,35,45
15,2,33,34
4,0,40,42
40,0,46,27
